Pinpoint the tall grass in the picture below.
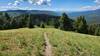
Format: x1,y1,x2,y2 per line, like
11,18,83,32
0,28,45,56
45,28,100,56
0,28,100,56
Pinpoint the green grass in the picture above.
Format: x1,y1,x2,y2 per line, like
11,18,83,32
45,28,100,56
0,28,100,56
0,28,45,56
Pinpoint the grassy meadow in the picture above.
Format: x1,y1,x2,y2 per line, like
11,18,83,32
0,28,45,56
45,28,100,56
0,28,100,56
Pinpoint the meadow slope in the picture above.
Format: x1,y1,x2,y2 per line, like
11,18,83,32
0,28,100,56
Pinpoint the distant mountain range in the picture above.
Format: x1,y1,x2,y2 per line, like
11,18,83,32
1,10,61,17
68,9,100,24
0,9,100,24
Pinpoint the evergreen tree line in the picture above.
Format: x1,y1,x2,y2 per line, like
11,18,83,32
0,12,100,36
0,12,59,29
58,13,100,36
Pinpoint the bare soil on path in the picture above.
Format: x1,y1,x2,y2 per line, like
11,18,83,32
44,32,52,56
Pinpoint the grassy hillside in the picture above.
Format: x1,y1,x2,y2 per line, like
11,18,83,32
0,28,100,56
46,28,100,56
0,28,45,56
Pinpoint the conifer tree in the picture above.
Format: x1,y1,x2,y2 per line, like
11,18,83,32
95,27,100,36
74,16,88,33
59,13,73,31
3,12,11,29
40,22,45,28
27,14,34,28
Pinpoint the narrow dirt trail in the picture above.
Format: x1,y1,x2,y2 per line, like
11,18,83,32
44,32,52,56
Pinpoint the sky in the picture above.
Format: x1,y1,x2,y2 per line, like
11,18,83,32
0,0,100,12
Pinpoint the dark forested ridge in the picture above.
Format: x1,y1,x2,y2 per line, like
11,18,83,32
0,10,100,36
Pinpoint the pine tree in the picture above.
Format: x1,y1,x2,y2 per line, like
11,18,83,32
74,16,88,34
88,25,94,35
27,14,34,28
20,14,28,27
3,12,11,29
59,13,73,31
95,27,100,36
54,20,60,28
40,22,45,28
11,18,18,29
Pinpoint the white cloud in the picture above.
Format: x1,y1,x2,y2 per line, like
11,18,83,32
79,0,100,11
13,0,20,6
94,0,100,4
8,0,21,6
6,0,51,10
0,6,19,11
8,3,12,5
80,5,100,11
9,0,51,6
0,5,34,11
28,0,51,5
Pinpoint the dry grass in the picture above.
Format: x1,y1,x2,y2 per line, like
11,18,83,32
44,28,100,56
0,28,45,56
0,28,100,56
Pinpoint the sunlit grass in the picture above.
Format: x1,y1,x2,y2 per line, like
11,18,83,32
0,28,45,56
0,28,100,56
44,28,100,56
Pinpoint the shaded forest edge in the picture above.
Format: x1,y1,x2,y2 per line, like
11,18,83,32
0,12,100,36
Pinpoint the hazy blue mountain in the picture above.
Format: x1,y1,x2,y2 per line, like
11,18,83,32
1,10,61,17
68,9,100,17
68,9,100,24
